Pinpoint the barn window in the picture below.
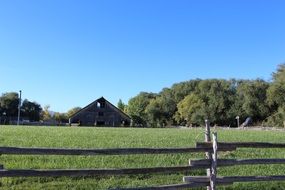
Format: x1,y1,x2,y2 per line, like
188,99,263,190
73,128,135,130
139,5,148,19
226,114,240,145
97,101,105,108
100,102,105,108
98,112,104,116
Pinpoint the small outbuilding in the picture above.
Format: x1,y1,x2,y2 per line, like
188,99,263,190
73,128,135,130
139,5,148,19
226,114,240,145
69,97,131,127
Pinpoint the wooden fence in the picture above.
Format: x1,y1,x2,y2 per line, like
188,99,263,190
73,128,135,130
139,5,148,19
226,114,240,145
1,121,285,189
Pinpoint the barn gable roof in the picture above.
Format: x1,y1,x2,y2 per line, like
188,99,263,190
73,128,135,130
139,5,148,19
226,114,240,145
69,97,131,120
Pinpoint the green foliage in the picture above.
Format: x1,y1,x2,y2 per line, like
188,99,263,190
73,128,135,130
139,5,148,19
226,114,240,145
54,112,68,123
171,79,201,103
195,79,236,125
0,92,42,123
117,99,125,111
126,92,157,126
267,64,285,108
237,79,270,121
21,100,42,121
126,64,284,127
0,92,19,117
41,105,52,121
66,107,81,118
176,94,204,126
264,106,285,128
145,89,177,127
265,64,285,127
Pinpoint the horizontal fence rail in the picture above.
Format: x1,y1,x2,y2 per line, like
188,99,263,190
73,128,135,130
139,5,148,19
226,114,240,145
0,165,209,177
184,175,285,184
116,182,211,190
190,158,285,167
196,142,285,149
116,182,233,190
0,146,235,156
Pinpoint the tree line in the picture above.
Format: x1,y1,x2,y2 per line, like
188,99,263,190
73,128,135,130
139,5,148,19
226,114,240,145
0,93,81,124
125,64,285,127
1,64,284,127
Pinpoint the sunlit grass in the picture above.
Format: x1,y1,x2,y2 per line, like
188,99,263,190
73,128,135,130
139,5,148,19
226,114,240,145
0,126,285,189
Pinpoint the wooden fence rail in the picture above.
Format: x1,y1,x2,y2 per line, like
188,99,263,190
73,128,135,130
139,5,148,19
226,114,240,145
0,165,208,177
0,146,234,155
190,158,285,167
184,175,285,183
196,142,285,149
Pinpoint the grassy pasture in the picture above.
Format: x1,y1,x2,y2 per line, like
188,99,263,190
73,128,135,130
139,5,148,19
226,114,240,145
1,126,285,190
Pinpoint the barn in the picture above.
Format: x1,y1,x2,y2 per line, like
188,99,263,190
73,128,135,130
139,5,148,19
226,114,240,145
69,97,131,127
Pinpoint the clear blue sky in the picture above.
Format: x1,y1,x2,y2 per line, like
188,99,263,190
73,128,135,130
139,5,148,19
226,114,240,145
0,0,284,112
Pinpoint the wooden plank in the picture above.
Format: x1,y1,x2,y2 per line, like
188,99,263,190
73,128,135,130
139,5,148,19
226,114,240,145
204,119,212,190
0,146,234,156
113,182,210,190
0,165,207,177
196,142,285,149
210,133,217,190
184,175,285,183
115,182,232,190
190,158,285,167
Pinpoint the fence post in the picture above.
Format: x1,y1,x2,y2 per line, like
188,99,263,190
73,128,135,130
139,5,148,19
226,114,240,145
210,132,217,190
205,119,212,190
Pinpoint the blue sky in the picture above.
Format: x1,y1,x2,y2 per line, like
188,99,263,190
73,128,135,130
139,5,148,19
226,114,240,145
0,0,284,112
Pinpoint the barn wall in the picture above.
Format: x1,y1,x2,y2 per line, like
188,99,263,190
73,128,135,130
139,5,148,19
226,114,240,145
70,99,130,126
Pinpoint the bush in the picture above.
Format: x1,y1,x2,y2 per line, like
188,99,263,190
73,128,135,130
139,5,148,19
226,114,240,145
264,106,285,127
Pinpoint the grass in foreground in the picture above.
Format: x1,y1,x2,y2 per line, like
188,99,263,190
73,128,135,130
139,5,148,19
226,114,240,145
0,126,285,189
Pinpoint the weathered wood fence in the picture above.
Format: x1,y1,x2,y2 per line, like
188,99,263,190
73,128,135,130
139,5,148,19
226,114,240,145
1,121,285,189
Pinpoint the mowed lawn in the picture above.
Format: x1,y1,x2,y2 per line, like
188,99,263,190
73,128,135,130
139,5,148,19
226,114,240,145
1,126,285,190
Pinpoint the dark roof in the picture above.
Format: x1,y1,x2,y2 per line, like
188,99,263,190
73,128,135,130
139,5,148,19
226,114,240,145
69,97,131,120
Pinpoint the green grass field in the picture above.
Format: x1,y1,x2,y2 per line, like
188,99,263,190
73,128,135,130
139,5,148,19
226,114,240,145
1,126,285,190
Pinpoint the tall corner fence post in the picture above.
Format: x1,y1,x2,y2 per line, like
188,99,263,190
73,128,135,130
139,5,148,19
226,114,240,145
210,132,218,190
205,119,212,190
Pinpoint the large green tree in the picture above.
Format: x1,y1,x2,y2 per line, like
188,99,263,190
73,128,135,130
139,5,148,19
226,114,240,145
236,79,270,122
0,92,19,117
175,93,205,126
66,107,82,118
145,95,176,127
267,64,285,108
194,79,236,125
266,64,285,127
126,92,157,127
21,99,42,121
117,99,126,111
54,112,68,123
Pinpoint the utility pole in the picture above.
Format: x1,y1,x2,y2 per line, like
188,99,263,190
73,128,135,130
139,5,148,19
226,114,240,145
17,90,22,125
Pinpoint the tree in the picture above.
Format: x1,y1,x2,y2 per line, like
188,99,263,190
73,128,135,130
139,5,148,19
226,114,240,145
21,99,42,121
41,105,52,121
117,99,125,111
267,64,285,108
194,79,236,125
126,92,157,127
265,64,285,127
175,93,204,126
66,107,81,118
54,112,68,123
0,92,19,117
145,90,177,127
171,79,201,103
237,79,270,122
